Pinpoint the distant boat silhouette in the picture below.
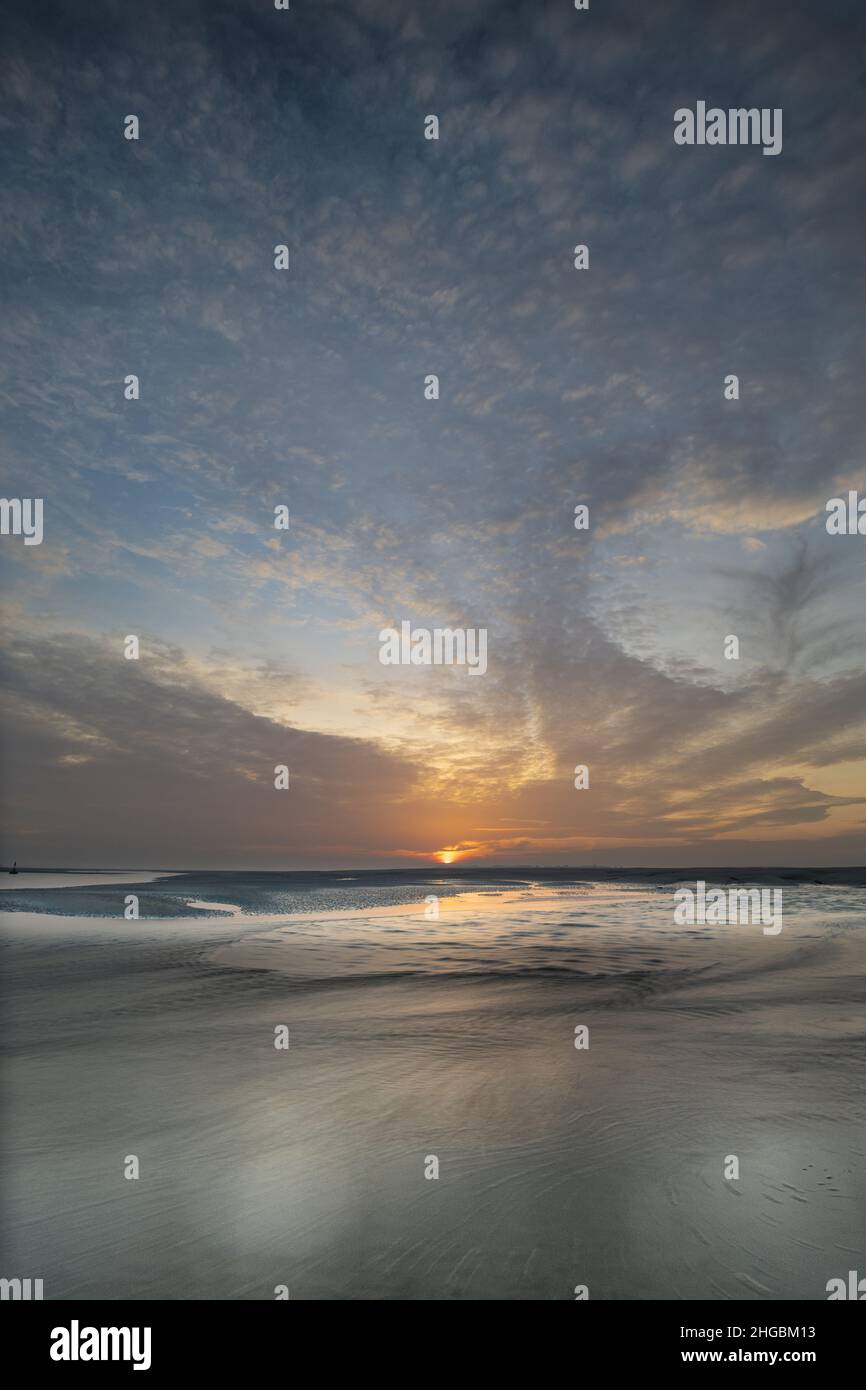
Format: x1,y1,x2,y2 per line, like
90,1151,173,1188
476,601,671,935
9,860,18,874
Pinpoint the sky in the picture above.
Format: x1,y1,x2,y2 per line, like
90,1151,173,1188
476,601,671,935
1,0,865,869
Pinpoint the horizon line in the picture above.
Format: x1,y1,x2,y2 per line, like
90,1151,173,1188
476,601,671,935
3,863,865,876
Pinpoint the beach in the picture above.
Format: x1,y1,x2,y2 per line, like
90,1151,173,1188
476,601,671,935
1,873,864,1299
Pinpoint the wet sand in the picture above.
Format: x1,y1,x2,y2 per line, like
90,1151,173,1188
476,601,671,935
1,885,864,1299
0,871,178,893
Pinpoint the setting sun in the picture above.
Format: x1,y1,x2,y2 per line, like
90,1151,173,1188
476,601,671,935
433,842,485,865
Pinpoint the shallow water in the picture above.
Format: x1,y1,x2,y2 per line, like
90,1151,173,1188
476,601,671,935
1,873,864,1299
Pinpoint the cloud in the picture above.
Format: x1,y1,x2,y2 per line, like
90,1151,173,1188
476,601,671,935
1,0,865,866
0,633,424,865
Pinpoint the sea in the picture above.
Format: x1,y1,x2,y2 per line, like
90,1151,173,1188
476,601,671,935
1,867,864,1299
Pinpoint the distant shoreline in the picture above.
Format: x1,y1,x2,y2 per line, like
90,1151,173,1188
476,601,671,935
2,865,865,886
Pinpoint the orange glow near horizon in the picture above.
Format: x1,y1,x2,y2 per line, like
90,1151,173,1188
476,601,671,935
433,843,487,865
434,846,479,865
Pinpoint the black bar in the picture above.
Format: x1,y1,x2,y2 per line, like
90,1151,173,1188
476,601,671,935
6,1299,863,1375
